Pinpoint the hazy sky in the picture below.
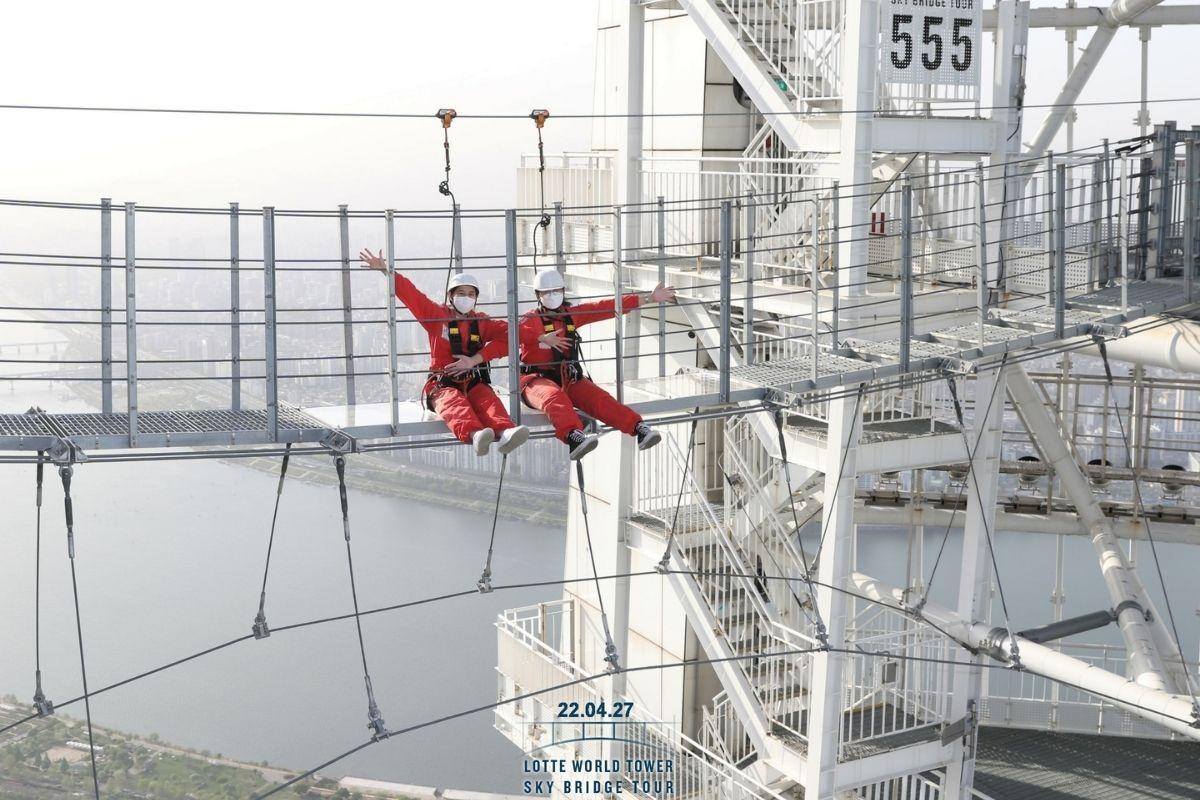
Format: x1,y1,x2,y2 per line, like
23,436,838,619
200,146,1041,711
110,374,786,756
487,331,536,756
0,0,1195,215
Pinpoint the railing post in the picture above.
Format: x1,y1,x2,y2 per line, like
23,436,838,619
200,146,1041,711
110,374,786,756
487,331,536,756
899,177,913,374
1090,155,1104,291
262,207,279,441
811,197,820,381
124,202,138,445
1055,164,1067,338
657,195,667,377
504,210,522,424
613,207,625,404
1045,152,1055,306
830,181,839,347
230,202,242,411
1119,157,1129,313
719,200,732,403
554,200,565,274
743,191,755,367
975,163,988,347
385,210,400,434
338,204,356,406
1103,138,1114,284
1185,140,1197,300
100,198,112,415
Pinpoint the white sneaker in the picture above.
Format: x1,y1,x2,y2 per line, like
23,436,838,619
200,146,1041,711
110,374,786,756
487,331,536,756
497,425,530,454
472,428,495,456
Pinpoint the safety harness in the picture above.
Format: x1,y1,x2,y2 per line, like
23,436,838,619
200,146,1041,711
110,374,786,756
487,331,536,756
521,305,585,386
427,316,492,405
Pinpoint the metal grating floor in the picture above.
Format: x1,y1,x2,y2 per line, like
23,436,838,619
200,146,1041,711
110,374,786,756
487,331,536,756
730,352,873,386
844,337,962,359
974,727,1200,800
0,406,327,441
1071,278,1184,310
996,306,1104,328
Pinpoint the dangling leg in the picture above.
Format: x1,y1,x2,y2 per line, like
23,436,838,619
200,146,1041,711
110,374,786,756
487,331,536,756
466,382,528,454
566,378,660,449
430,385,493,455
521,377,597,459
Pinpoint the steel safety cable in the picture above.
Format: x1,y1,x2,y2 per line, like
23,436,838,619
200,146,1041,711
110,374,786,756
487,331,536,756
772,404,836,640
574,459,621,672
31,451,53,716
1093,339,1200,718
58,464,101,799
252,443,291,639
656,409,700,572
436,109,461,300
476,454,508,593
332,455,387,738
945,353,1021,665
919,361,1011,613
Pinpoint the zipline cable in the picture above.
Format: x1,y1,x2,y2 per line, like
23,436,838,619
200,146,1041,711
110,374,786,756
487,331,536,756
477,454,508,593
58,464,101,799
252,443,291,638
32,450,53,716
574,459,621,672
332,455,387,738
529,109,552,267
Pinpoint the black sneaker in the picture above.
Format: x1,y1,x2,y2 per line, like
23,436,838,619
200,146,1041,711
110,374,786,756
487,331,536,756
566,429,599,460
634,422,661,451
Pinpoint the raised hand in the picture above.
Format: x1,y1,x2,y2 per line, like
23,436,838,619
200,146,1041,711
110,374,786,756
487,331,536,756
358,248,387,272
647,283,676,304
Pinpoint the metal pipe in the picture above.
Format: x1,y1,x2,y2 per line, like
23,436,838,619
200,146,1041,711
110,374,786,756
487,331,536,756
975,164,987,347
262,207,279,441
124,202,138,446
1186,141,1197,300
1018,609,1116,644
1120,156,1130,313
811,197,820,381
899,177,913,373
1046,153,1056,308
100,198,112,415
339,204,356,405
1055,164,1067,337
385,210,400,434
718,201,732,404
230,202,242,412
658,194,667,378
504,210,521,424
613,206,625,404
743,191,756,367
850,572,1200,741
830,182,840,346
554,200,565,274
1007,366,1170,689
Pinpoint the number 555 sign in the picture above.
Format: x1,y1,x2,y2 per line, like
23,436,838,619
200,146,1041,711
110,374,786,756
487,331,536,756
880,0,981,88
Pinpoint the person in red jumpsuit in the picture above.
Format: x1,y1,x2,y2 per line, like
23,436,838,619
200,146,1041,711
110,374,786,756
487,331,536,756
519,269,675,460
359,249,529,456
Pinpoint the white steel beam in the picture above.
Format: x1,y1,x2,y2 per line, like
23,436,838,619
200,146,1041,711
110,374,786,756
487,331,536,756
985,3,1200,29
851,572,1200,741
1007,365,1182,692
1025,0,1165,160
1077,317,1200,372
617,0,646,247
803,389,864,798
837,0,881,300
943,368,1007,799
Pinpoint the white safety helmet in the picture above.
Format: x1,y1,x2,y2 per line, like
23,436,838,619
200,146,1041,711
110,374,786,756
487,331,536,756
531,270,566,293
447,272,480,293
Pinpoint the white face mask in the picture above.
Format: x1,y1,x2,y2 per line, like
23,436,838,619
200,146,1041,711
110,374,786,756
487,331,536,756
540,290,565,310
451,295,476,315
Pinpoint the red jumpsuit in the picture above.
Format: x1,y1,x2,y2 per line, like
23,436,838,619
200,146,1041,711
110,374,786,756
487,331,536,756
518,295,642,442
393,273,515,444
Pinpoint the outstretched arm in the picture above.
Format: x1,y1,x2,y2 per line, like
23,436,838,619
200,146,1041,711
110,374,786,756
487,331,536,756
568,284,676,326
358,248,444,322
